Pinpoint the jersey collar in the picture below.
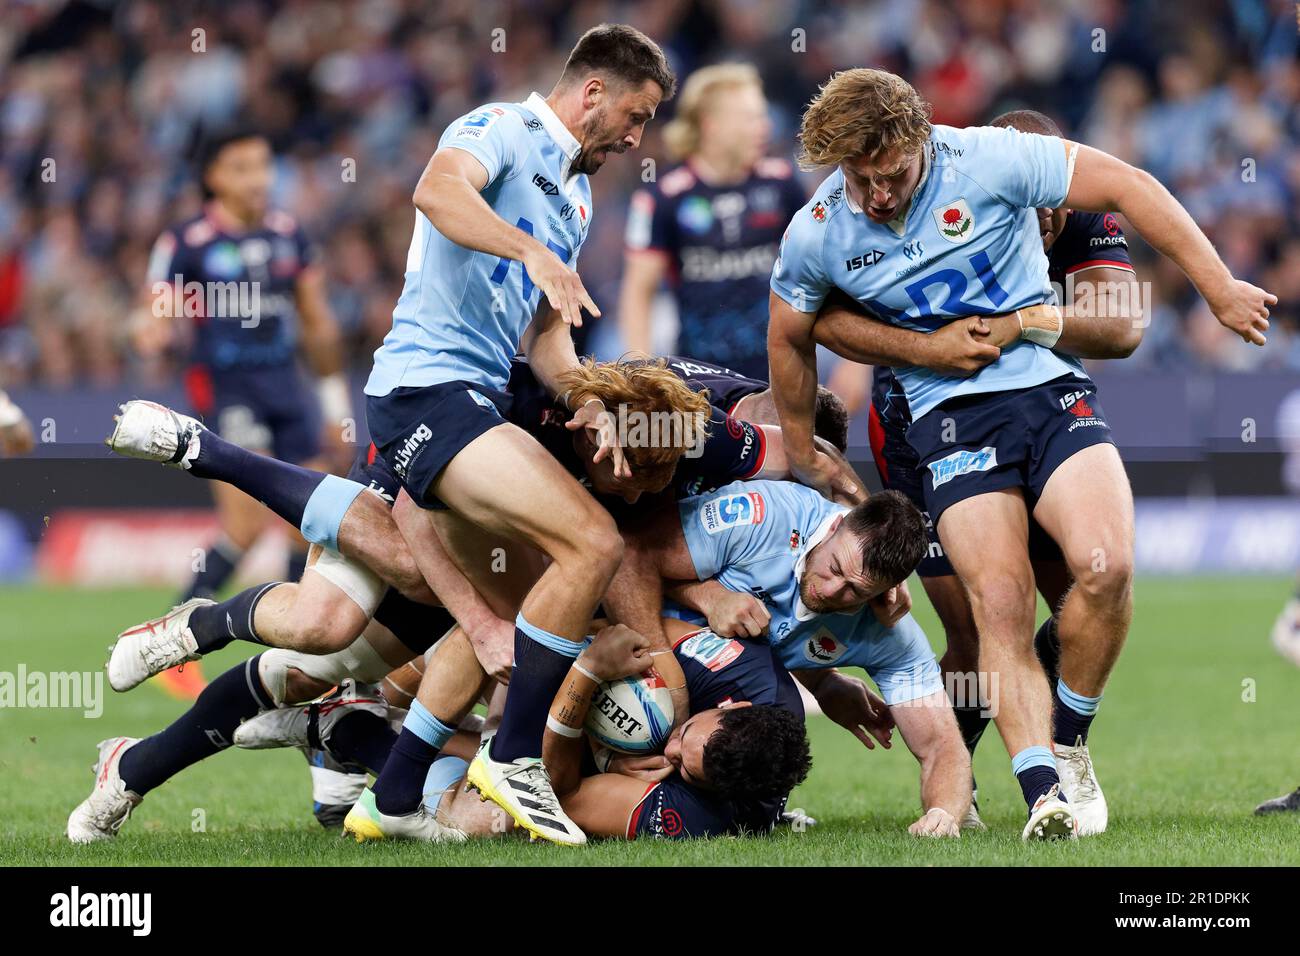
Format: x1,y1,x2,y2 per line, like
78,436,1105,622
524,92,582,172
792,508,847,622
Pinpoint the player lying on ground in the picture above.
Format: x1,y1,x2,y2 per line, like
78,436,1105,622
812,108,1148,833
266,619,815,841
766,69,1275,838
600,479,975,836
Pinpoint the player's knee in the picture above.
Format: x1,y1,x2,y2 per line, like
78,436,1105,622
966,572,1036,621
561,509,623,575
290,598,363,653
284,667,334,704
1070,547,1134,606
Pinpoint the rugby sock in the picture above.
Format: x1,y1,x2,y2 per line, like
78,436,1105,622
372,700,454,815
187,582,282,653
287,548,308,584
328,710,397,775
952,706,990,755
188,431,326,527
1034,616,1062,686
1012,745,1064,808
181,537,242,601
118,655,274,795
489,614,583,763
1053,679,1102,746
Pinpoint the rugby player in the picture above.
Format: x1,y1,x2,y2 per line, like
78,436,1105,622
814,109,1146,832
602,479,977,837
134,128,351,697
355,24,678,845
766,69,1274,837
620,63,807,380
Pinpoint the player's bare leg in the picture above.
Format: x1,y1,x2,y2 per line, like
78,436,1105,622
1032,443,1135,834
939,488,1074,840
426,424,624,844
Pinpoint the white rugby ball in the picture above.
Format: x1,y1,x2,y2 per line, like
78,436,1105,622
586,667,674,755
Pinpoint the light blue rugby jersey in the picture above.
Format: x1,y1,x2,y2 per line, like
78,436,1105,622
365,93,593,396
771,124,1088,420
679,479,942,705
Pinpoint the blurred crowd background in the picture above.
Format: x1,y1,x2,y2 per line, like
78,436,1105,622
1,0,1298,393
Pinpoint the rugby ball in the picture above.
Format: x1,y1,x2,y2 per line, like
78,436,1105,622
585,667,674,755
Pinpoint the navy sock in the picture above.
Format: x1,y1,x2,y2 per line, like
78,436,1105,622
1053,681,1100,746
328,710,396,775
189,431,326,529
490,622,581,763
287,549,308,584
952,706,989,756
188,582,282,654
373,729,439,815
1034,617,1061,686
1016,764,1063,807
372,700,455,815
118,655,274,795
181,538,242,602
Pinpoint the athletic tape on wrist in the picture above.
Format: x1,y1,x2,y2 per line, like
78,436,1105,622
546,715,583,738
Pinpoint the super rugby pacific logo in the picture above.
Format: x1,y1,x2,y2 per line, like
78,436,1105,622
698,492,766,535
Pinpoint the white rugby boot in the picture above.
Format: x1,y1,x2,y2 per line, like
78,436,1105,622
342,787,467,843
233,680,388,752
107,597,210,692
1055,736,1107,835
1021,783,1077,841
106,399,203,468
465,737,586,846
962,786,988,831
67,737,143,844
1270,597,1300,668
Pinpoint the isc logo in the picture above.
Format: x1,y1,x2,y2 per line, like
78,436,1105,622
699,492,765,535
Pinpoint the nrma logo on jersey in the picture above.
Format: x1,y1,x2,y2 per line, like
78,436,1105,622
699,492,765,535
929,446,998,489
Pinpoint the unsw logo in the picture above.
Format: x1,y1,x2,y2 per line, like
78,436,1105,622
928,446,998,489
698,492,765,535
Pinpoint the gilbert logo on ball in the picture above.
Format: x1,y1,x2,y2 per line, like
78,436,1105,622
933,198,974,244
586,668,674,754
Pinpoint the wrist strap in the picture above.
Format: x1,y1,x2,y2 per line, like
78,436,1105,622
546,715,583,738
572,660,599,683
1016,304,1064,348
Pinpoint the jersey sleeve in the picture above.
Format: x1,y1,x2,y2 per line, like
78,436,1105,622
968,126,1073,211
439,105,522,186
674,407,766,495
625,185,675,255
769,215,831,314
627,777,735,839
1052,211,1134,276
678,480,787,582
846,615,944,706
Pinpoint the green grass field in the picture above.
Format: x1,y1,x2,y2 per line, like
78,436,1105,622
1,577,1297,866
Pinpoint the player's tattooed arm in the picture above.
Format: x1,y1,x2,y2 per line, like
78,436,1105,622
890,689,971,836
544,624,652,799
1063,141,1274,346
418,146,599,327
